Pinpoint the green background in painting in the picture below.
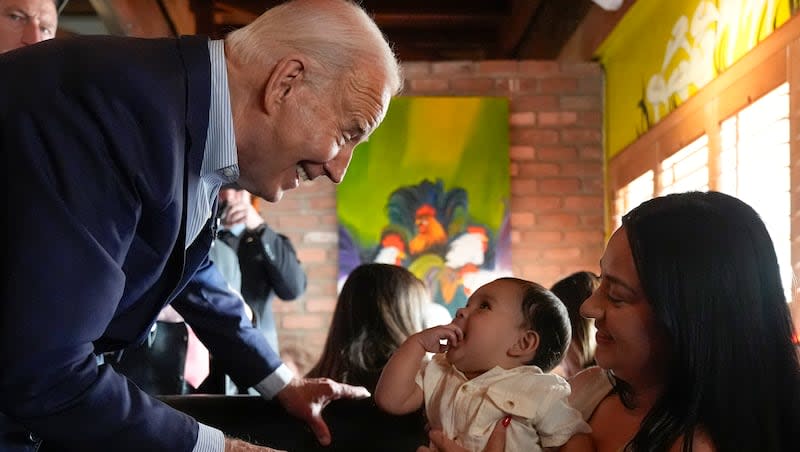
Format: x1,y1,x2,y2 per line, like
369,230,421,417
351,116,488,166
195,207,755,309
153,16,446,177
337,96,509,250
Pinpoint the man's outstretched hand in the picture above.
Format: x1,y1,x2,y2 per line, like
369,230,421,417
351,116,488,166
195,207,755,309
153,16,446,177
224,437,285,451
275,377,371,446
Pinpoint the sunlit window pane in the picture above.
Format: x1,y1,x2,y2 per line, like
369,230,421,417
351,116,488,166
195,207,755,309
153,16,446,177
659,135,709,195
612,82,791,302
718,82,791,301
613,170,654,229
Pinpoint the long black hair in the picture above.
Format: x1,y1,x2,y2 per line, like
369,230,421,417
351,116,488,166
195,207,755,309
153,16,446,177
618,191,799,451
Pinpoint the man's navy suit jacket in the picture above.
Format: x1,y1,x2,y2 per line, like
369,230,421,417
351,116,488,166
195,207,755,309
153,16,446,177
0,35,282,451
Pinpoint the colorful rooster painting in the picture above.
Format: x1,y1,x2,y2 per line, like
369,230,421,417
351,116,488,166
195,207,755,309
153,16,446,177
340,179,510,315
336,97,510,316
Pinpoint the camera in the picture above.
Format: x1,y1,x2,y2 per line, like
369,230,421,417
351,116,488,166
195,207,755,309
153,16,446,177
215,200,230,223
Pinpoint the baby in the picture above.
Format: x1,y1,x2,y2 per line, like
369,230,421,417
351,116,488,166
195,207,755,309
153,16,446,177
375,277,591,451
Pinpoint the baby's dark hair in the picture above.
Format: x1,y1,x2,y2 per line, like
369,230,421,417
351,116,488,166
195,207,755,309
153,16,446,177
496,277,571,372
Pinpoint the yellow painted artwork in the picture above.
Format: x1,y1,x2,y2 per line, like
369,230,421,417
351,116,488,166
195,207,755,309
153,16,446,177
597,0,798,157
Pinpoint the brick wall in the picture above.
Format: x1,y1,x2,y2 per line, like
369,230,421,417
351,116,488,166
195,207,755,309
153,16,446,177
264,60,606,361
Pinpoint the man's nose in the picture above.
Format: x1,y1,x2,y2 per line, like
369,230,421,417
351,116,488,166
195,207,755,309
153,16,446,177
324,145,355,184
21,22,43,46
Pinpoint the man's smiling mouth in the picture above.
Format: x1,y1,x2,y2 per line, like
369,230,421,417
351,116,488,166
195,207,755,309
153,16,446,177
297,164,311,182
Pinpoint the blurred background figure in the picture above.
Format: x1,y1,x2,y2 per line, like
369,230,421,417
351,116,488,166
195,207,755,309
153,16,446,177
306,263,431,393
0,0,65,54
215,185,307,352
192,185,308,394
115,186,307,396
279,341,315,378
549,271,600,379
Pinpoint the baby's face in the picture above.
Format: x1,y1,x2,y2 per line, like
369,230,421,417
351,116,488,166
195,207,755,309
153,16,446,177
446,279,529,378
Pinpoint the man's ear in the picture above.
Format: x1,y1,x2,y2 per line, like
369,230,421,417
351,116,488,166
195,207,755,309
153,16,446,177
509,330,539,360
263,57,305,115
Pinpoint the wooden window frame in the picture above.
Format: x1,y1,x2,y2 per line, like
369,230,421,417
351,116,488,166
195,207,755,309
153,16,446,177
606,14,800,289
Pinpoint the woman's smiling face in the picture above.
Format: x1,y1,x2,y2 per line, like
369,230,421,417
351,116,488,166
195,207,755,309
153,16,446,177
580,227,670,385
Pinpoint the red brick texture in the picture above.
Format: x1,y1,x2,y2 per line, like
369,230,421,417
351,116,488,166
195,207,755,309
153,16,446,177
264,61,605,357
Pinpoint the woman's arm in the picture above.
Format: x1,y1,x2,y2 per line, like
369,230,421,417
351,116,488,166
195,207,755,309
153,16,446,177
558,433,595,452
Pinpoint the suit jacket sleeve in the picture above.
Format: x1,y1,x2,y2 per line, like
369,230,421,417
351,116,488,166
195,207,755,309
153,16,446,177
239,224,307,300
171,257,284,388
0,36,211,451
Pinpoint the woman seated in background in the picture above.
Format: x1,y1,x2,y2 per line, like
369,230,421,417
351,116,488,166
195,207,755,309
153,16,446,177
305,263,431,393
549,271,600,379
423,191,800,452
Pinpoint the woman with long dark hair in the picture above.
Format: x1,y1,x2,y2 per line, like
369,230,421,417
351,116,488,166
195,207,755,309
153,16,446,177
423,191,800,451
574,190,800,451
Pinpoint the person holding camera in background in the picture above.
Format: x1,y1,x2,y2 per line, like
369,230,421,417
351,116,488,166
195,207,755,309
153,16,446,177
213,185,307,393
115,185,307,396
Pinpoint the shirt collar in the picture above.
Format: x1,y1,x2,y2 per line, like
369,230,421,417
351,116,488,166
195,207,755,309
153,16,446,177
202,39,239,189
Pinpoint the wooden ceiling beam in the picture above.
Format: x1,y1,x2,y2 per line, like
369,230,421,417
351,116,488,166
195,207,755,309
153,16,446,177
494,0,543,58
89,0,174,37
68,0,594,61
513,0,594,59
558,0,635,61
209,8,504,30
388,28,498,61
211,0,280,16
373,12,503,29
392,44,489,62
381,28,497,47
60,0,97,15
213,2,258,27
364,0,508,15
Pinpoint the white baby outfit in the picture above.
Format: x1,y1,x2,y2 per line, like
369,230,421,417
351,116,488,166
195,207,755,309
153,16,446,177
416,354,590,451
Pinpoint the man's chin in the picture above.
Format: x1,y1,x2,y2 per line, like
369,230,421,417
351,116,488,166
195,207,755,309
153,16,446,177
255,186,282,203
265,191,283,203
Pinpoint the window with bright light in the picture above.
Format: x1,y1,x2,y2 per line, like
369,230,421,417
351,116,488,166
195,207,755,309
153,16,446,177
659,135,709,195
718,82,791,301
613,170,653,230
612,82,792,301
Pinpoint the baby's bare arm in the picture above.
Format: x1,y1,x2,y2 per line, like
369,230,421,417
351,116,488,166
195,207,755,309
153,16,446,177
375,325,463,415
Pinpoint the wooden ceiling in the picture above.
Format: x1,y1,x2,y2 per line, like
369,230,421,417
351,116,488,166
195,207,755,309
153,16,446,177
61,0,604,61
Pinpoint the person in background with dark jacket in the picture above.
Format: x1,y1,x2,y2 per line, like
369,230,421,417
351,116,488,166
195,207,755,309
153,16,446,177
213,185,307,394
216,184,306,351
95,187,302,399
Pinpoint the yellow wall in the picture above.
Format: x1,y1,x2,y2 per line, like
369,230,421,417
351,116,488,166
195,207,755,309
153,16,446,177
597,0,797,158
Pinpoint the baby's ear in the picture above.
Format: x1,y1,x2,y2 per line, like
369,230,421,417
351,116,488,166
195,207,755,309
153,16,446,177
509,330,539,360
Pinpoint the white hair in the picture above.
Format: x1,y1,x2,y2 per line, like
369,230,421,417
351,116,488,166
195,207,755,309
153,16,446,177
226,0,401,94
